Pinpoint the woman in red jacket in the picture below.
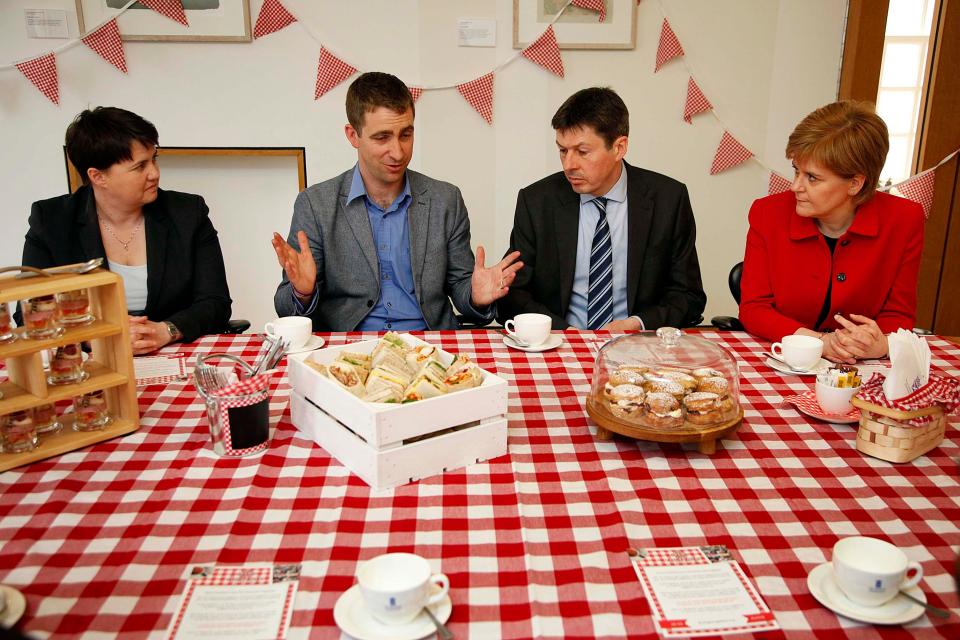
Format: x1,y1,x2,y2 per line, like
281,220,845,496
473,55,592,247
739,101,924,363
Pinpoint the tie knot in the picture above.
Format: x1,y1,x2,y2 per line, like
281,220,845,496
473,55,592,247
593,197,608,215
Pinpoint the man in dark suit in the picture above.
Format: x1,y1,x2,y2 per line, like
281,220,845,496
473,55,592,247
499,87,706,330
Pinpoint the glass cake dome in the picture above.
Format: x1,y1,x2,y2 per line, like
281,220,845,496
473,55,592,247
587,327,741,435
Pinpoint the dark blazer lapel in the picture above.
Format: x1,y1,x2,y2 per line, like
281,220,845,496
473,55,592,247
555,189,580,314
340,176,379,278
625,165,654,312
406,174,429,288
143,198,168,315
78,187,107,262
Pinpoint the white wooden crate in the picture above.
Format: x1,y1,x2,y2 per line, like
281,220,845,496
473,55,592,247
287,334,508,490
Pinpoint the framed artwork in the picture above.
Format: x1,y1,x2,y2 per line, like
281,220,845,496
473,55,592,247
513,0,637,50
66,147,307,192
76,0,252,43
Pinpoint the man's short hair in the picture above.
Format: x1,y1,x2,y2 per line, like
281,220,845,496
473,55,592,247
551,87,629,148
786,100,889,205
66,107,159,185
346,72,415,133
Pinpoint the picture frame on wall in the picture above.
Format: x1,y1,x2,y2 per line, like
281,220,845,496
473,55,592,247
513,0,637,50
76,0,252,43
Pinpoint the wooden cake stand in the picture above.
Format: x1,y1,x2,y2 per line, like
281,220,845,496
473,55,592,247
586,397,743,454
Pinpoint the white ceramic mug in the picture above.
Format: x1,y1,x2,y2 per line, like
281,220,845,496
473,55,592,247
504,313,551,346
832,536,923,607
771,335,823,370
815,380,860,415
357,553,449,625
264,316,312,350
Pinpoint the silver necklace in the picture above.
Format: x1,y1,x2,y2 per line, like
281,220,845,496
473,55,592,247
98,215,143,252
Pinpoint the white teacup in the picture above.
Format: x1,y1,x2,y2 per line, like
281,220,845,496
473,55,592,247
832,536,923,607
815,380,860,415
264,316,312,350
357,553,449,626
771,335,823,370
504,313,551,346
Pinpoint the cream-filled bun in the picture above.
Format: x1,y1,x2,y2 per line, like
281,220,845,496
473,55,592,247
682,391,723,425
643,392,683,429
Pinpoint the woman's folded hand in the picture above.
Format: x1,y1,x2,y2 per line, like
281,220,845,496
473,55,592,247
831,314,888,360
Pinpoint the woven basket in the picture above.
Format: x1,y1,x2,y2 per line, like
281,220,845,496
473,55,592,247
851,397,945,463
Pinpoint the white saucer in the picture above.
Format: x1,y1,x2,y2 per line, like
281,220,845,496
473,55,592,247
807,562,926,625
765,356,831,376
0,584,27,628
503,333,563,352
333,584,452,640
284,335,326,355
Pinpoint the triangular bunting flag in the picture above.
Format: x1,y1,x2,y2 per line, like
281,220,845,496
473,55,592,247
457,73,494,125
655,19,684,72
314,47,357,99
768,172,792,195
15,53,59,105
254,0,296,39
522,26,564,77
138,0,188,26
571,0,605,22
81,19,127,73
893,170,936,218
408,87,423,102
710,132,753,175
683,77,711,123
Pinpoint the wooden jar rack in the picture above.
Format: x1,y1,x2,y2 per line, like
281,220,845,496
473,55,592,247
0,267,139,472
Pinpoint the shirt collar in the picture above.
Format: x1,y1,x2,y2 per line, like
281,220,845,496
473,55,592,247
580,161,627,205
347,164,411,212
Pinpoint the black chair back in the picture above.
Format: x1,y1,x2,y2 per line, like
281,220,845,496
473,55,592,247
729,261,744,305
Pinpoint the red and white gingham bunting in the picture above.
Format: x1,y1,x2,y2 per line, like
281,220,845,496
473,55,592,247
768,172,792,195
572,0,605,22
314,47,357,99
138,0,188,27
408,86,423,102
683,77,711,123
81,19,127,74
15,53,59,105
655,19,684,72
253,0,297,40
711,131,754,175
893,169,936,218
457,72,494,125
522,26,564,77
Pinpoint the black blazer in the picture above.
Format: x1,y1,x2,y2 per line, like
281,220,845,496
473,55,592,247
22,186,232,343
498,162,706,329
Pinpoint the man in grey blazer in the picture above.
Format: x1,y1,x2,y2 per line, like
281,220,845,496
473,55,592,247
272,72,521,331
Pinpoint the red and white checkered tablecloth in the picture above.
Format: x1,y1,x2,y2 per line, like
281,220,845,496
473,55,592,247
1,330,958,639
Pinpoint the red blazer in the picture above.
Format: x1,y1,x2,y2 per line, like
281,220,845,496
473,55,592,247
739,190,924,342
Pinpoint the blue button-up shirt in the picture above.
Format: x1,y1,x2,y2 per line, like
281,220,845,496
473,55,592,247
291,166,427,330
352,167,427,331
565,163,635,329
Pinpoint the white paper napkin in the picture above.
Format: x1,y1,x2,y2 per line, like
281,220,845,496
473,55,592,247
882,329,930,400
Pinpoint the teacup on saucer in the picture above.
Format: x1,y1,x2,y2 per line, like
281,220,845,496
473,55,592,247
807,562,926,625
333,583,452,640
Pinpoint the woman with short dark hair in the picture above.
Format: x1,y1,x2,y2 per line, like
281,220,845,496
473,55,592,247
22,107,231,353
739,101,924,362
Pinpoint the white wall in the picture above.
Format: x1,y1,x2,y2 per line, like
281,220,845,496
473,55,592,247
0,0,847,329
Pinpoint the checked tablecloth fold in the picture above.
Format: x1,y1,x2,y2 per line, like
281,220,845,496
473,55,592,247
1,330,958,639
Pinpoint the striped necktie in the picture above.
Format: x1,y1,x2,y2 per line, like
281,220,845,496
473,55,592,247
587,197,614,329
